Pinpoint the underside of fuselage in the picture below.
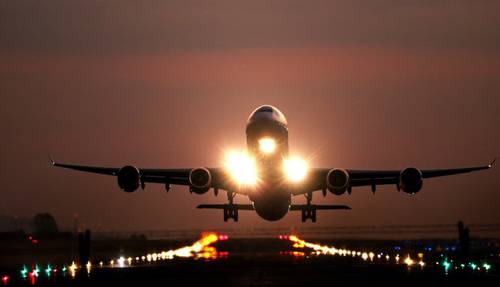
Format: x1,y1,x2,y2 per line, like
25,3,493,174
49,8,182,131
253,196,291,221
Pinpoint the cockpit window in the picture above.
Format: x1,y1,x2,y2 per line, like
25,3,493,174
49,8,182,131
248,105,288,126
258,107,273,113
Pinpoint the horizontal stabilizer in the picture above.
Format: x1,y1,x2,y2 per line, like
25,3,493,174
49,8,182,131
197,204,254,210
290,204,351,211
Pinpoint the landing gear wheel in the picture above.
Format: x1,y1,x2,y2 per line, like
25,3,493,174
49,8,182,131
223,205,239,222
223,208,229,222
301,192,317,222
301,207,316,222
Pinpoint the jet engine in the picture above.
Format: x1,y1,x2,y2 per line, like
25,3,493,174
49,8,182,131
189,167,212,194
327,168,350,195
399,167,423,194
117,165,141,192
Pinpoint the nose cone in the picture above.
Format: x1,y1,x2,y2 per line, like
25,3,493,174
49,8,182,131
248,105,288,126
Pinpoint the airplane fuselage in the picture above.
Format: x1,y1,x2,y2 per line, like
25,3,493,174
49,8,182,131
245,105,291,221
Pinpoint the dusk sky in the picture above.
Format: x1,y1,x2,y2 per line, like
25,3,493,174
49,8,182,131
0,0,499,231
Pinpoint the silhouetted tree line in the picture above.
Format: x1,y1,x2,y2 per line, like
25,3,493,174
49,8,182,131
0,212,71,239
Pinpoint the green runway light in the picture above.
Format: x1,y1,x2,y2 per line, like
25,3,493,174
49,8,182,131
45,264,52,277
442,259,451,273
469,263,477,270
34,264,40,277
483,263,491,271
20,265,28,278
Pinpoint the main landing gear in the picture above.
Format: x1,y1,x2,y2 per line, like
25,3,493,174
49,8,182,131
301,192,316,223
223,191,238,222
289,191,352,223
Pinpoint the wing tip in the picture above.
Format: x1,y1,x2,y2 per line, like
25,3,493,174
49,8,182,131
489,158,496,168
48,154,55,166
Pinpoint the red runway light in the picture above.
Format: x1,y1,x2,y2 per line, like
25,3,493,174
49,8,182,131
28,272,36,285
1,276,9,285
218,235,229,241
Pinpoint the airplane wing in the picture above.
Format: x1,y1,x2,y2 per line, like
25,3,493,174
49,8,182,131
297,159,495,195
50,158,233,193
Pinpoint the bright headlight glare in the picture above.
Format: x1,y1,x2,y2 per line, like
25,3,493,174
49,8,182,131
284,157,309,183
258,138,276,154
224,151,258,185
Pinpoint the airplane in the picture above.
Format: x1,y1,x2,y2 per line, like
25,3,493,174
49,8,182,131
51,105,495,222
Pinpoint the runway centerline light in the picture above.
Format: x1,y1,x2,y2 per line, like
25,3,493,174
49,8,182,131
284,157,309,183
259,138,276,154
224,151,258,185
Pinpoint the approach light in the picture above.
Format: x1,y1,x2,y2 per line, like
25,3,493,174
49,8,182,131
259,138,276,154
284,157,309,183
224,151,258,185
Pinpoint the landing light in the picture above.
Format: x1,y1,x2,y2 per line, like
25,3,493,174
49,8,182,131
284,157,309,183
225,151,258,185
259,138,276,154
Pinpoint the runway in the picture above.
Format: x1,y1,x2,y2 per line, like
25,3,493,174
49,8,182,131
1,233,498,286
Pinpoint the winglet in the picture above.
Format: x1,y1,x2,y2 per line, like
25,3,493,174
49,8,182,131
489,158,496,168
48,154,55,166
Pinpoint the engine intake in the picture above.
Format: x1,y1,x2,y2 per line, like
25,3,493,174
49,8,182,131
399,167,423,194
327,168,350,195
117,165,140,192
189,167,212,194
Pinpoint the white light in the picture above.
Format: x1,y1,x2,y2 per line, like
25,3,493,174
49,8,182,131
369,252,374,261
284,157,309,182
117,257,125,268
224,151,258,185
259,138,276,154
361,252,368,261
404,255,414,266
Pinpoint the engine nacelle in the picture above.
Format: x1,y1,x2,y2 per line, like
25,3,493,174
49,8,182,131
399,167,423,194
117,165,141,192
327,168,350,195
189,167,212,194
